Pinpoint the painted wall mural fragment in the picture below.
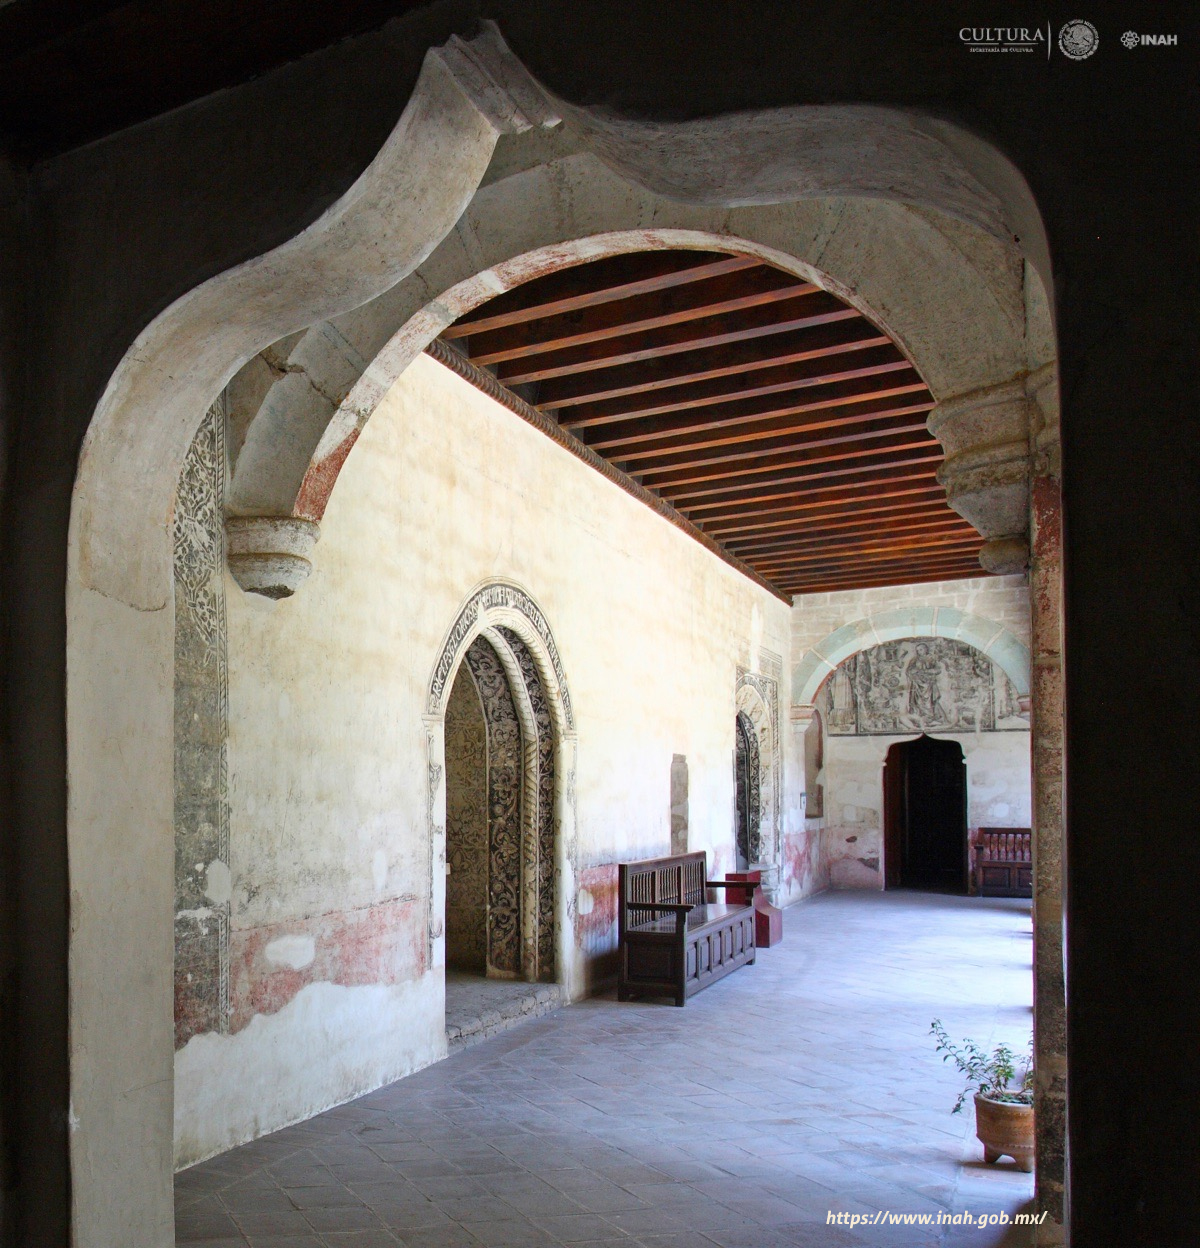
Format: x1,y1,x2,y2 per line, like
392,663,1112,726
822,637,1028,736
173,397,231,1047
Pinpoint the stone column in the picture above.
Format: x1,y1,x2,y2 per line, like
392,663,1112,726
1027,363,1067,1243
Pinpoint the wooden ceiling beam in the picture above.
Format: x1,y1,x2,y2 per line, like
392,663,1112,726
776,554,985,586
670,456,943,509
443,254,757,338
587,384,930,456
498,304,861,386
688,480,945,526
558,350,912,429
716,502,964,543
624,411,934,478
469,269,818,365
538,320,890,409
734,527,978,567
754,536,983,575
778,564,986,595
642,436,941,492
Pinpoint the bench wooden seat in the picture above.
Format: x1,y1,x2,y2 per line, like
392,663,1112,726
975,827,1032,897
618,852,756,1006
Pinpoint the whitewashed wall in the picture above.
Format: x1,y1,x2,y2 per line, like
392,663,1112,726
174,352,795,1166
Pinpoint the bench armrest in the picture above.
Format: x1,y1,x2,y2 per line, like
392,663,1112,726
626,900,693,932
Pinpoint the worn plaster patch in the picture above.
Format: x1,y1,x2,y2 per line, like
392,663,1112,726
264,934,316,970
204,859,232,906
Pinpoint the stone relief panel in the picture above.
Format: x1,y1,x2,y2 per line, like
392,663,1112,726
498,628,557,982
821,637,1028,736
736,667,781,864
445,664,488,972
464,637,523,976
173,396,231,1047
735,710,762,866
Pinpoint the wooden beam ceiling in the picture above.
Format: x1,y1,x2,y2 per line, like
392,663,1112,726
433,249,983,596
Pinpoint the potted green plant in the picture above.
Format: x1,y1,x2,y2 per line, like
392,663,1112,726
930,1019,1034,1172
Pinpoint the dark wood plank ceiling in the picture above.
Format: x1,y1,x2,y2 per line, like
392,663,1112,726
438,249,983,596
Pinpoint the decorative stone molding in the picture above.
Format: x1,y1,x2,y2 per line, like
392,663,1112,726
928,379,1032,550
225,515,320,598
789,704,819,735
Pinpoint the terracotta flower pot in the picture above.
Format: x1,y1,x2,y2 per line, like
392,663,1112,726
974,1092,1034,1172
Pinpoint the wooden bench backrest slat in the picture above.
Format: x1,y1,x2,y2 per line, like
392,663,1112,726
619,852,710,932
978,828,1032,863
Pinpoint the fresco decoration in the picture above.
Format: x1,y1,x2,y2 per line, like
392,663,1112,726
444,665,489,972
498,627,557,981
173,396,231,1046
822,637,1028,736
464,637,523,975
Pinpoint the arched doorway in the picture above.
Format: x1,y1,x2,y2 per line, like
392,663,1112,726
883,735,968,892
734,710,761,871
443,632,557,981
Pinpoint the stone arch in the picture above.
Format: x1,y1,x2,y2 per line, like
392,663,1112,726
793,607,1032,708
224,108,1054,592
60,28,1055,1237
425,580,575,993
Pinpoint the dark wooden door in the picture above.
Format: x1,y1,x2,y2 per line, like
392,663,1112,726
884,735,967,893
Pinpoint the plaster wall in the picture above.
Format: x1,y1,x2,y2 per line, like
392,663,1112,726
173,351,795,1166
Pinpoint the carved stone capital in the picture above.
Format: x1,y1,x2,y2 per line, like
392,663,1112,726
789,704,819,735
928,379,1033,555
225,516,320,599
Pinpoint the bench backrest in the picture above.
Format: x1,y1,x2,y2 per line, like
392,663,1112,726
618,852,708,933
977,828,1031,862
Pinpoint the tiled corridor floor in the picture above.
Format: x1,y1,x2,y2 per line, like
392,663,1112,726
175,891,1036,1247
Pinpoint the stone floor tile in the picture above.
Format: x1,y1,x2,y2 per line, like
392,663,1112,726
178,894,1034,1247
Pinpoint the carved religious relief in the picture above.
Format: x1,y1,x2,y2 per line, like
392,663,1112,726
498,628,557,981
821,637,1028,736
464,637,523,975
173,397,231,1045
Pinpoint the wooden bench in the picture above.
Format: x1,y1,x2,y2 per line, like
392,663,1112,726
975,828,1033,897
617,851,756,1006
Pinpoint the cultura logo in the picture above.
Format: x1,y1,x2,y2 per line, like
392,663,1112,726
1058,19,1099,59
959,25,1048,54
1121,30,1139,48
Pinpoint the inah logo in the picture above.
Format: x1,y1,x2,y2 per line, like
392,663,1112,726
1121,30,1179,48
1059,19,1099,59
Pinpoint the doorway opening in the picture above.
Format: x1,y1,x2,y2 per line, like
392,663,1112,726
442,628,563,1044
883,734,968,892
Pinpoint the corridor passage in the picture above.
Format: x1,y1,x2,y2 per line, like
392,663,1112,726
175,892,1034,1247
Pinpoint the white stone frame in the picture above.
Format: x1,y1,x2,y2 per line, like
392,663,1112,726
61,26,1055,1241
423,581,579,1002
